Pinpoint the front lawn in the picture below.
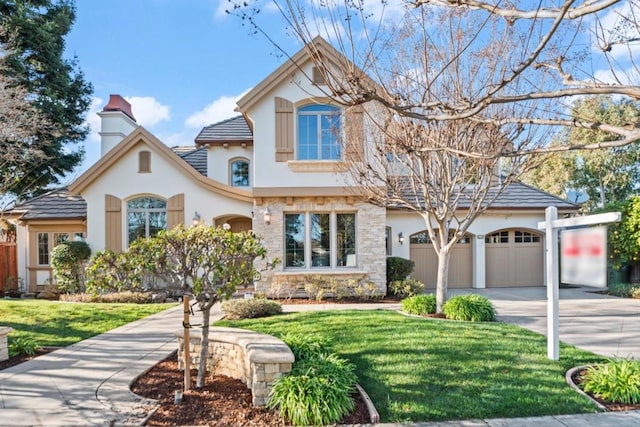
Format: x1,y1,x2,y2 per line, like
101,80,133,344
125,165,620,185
218,310,605,423
0,299,175,347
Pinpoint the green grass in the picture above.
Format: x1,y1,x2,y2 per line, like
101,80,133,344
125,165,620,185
0,299,175,347
218,310,605,423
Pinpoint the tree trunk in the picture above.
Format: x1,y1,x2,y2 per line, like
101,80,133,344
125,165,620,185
196,305,211,388
598,174,606,207
435,246,452,314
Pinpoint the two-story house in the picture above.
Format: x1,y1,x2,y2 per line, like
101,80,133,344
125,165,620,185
5,37,577,295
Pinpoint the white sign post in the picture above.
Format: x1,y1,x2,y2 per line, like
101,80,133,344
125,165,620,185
537,208,621,361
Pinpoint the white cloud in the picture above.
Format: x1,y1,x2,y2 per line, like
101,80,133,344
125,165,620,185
185,90,250,128
125,96,171,127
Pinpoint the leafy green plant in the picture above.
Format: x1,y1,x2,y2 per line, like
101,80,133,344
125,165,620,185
9,336,40,357
401,294,436,315
280,333,333,361
582,358,640,404
608,283,640,299
221,298,282,320
386,257,415,285
50,241,91,294
443,294,496,322
267,353,357,426
354,280,383,300
59,291,154,304
390,278,426,298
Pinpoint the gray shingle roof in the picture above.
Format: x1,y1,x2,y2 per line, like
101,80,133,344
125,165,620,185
195,116,253,144
177,147,207,177
13,188,87,220
391,179,578,210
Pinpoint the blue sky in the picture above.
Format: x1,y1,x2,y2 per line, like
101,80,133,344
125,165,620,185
63,1,636,180
64,0,300,178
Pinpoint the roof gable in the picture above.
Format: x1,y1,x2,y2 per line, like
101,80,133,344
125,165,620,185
236,37,353,112
68,127,251,202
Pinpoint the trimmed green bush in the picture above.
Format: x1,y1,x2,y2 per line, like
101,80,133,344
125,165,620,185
51,241,91,294
267,353,357,426
443,294,496,322
9,336,40,357
386,257,415,285
221,298,282,320
401,294,436,315
280,333,333,361
582,358,640,404
389,278,426,298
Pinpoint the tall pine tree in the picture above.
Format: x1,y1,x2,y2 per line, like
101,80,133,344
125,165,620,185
0,0,92,199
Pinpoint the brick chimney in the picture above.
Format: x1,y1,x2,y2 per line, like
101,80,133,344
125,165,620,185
97,95,137,156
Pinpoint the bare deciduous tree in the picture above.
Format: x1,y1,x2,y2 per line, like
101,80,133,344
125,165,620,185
230,0,640,311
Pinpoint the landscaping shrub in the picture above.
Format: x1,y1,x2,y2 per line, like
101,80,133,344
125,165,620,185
401,294,436,315
221,298,282,320
389,278,425,298
9,336,40,357
608,282,640,299
267,353,357,426
50,241,91,294
386,256,415,285
280,333,333,361
443,294,495,322
59,291,154,304
582,358,640,404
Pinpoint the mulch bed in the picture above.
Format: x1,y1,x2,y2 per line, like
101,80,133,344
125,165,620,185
275,295,402,304
131,351,370,426
571,368,640,412
0,348,54,371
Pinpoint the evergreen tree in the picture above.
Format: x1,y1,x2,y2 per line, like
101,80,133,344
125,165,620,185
0,0,92,199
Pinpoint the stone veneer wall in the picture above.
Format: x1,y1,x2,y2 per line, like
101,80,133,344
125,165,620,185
252,196,387,295
0,327,13,361
175,327,294,406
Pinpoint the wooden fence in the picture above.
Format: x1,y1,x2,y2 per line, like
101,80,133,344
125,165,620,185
0,243,17,292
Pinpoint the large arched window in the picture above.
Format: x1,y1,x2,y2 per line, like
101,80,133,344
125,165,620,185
127,196,167,245
230,158,250,187
297,104,341,160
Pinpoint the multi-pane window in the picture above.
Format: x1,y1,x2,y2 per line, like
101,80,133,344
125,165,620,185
485,231,509,244
127,197,167,245
53,233,69,246
37,233,49,265
230,159,250,187
285,212,356,268
297,105,341,160
515,230,540,243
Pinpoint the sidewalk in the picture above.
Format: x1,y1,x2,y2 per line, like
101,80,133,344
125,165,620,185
0,292,639,426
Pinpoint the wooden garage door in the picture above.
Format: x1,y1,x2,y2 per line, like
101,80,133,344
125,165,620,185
409,231,473,289
485,229,543,287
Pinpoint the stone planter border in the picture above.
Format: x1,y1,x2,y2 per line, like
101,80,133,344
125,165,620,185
565,365,609,412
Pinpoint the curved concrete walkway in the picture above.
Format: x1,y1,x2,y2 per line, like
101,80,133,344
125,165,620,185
0,288,638,426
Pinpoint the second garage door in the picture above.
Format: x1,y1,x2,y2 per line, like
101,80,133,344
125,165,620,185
409,231,473,289
485,229,543,287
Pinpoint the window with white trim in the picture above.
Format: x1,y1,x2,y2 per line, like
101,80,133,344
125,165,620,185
284,212,356,268
230,158,250,187
127,197,167,245
297,105,341,160
37,233,49,265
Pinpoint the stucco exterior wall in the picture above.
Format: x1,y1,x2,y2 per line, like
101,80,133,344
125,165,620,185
82,141,251,252
206,145,253,188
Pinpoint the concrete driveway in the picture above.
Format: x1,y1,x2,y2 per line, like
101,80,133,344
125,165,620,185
451,286,640,359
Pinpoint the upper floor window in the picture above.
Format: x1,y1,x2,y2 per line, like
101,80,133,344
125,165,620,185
230,158,250,187
127,196,167,245
297,105,341,161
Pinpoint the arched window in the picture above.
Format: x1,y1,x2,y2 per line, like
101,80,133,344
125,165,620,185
230,158,250,187
297,104,341,160
127,196,167,245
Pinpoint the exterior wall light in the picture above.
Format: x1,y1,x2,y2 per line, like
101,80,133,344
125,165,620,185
398,232,404,245
263,208,272,225
192,211,201,226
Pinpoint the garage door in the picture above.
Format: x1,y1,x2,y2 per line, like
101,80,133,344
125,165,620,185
409,231,473,289
485,229,543,287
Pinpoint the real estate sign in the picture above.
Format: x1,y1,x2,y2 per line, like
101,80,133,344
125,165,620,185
560,226,607,288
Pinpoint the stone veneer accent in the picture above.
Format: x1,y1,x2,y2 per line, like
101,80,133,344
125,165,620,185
252,196,387,295
175,327,294,406
0,327,13,361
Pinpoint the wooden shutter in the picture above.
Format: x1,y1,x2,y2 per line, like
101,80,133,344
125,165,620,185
344,105,364,161
105,195,122,252
275,97,294,162
138,151,151,173
167,193,184,230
